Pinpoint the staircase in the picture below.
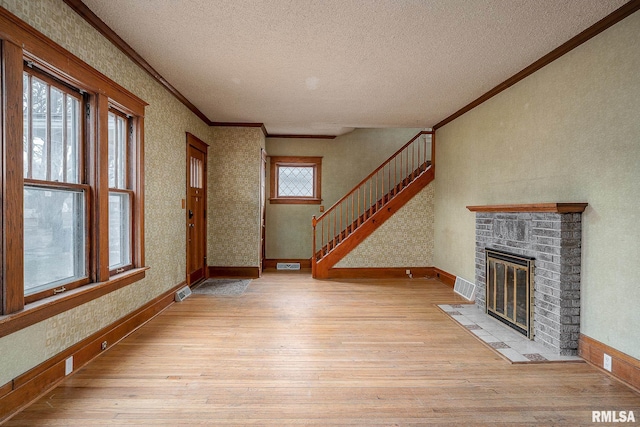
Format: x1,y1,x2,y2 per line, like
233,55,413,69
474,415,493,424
312,131,435,278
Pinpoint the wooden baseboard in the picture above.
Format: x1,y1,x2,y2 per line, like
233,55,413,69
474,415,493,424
326,267,435,279
263,259,311,270
579,334,640,392
433,268,456,287
208,266,260,278
0,281,184,423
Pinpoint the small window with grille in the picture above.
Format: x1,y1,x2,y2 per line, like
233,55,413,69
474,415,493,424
269,156,322,204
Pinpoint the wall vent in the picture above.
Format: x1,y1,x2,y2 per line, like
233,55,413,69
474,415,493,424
175,285,192,302
454,276,476,301
277,262,300,270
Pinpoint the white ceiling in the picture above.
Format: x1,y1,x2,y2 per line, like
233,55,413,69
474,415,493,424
80,0,627,136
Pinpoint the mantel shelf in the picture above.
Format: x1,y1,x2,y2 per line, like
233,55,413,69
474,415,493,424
466,203,588,213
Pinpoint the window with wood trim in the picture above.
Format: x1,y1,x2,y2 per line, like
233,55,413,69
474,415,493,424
23,65,89,301
108,110,133,273
269,156,322,204
0,14,146,325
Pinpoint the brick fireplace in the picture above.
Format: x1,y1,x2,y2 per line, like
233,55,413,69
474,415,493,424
467,203,587,356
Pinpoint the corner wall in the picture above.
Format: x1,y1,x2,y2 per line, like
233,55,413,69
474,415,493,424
208,127,265,268
433,11,640,359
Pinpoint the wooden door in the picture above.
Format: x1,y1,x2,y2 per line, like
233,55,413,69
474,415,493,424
186,133,208,285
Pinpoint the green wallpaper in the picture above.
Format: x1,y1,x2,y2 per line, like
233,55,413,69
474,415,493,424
0,0,213,385
208,127,265,267
336,183,434,268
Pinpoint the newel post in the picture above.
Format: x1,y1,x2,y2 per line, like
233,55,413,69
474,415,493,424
311,215,317,277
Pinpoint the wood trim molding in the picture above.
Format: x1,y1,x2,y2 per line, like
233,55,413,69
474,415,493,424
579,333,640,392
63,0,640,137
95,93,111,282
211,122,268,136
263,259,312,270
1,39,25,315
208,266,261,279
64,1,281,136
0,381,11,400
326,267,435,279
433,0,640,130
433,268,456,287
466,203,588,213
269,198,322,205
135,116,146,267
0,280,184,423
267,134,337,139
0,268,148,339
269,156,322,205
0,8,146,113
61,0,208,124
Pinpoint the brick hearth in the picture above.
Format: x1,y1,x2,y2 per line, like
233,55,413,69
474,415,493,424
467,204,587,356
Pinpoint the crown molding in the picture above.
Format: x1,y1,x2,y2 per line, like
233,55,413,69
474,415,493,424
433,0,640,130
62,0,213,125
210,122,268,136
267,134,337,139
64,0,640,136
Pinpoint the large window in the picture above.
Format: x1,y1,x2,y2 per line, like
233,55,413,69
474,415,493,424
0,18,146,325
108,110,132,273
269,156,322,204
23,67,89,301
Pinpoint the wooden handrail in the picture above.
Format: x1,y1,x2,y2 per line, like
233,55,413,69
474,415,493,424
313,130,433,267
316,130,432,222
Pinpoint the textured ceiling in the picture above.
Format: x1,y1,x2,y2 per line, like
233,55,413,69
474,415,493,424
80,0,627,135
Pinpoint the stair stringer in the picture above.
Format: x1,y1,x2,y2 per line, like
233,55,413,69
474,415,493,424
314,167,434,279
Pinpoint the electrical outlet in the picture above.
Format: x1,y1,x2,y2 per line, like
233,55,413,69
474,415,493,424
406,269,411,275
65,356,73,376
101,341,108,351
603,353,612,372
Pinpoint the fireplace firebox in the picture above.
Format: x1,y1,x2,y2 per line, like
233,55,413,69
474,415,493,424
486,249,534,339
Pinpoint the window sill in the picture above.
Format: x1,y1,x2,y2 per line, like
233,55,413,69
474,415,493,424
0,267,149,339
269,198,322,205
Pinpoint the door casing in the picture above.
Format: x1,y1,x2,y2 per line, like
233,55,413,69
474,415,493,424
186,133,208,285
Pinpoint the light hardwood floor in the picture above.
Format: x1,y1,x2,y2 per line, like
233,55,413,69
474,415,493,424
6,272,640,425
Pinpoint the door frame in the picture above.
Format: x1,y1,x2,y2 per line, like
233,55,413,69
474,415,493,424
260,148,267,273
186,132,208,286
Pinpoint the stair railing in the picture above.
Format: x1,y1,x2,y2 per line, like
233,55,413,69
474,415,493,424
312,130,433,264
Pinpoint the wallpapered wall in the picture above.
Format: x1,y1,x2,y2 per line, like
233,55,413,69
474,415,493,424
0,0,214,385
265,128,423,260
434,12,640,359
335,183,434,268
208,127,265,267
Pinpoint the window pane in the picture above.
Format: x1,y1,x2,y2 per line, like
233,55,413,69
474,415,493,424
190,156,203,189
23,73,81,184
24,186,86,295
50,87,64,182
108,112,127,189
66,96,80,183
278,166,314,197
23,73,29,178
109,192,131,269
31,77,48,180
